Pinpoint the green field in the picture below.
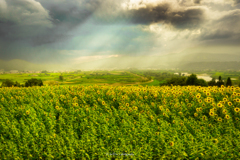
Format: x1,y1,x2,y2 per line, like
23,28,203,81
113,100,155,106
0,71,153,87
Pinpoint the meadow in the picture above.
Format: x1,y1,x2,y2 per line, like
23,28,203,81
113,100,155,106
0,84,240,159
0,71,153,87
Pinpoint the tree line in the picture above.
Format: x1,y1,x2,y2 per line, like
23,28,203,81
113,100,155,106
161,74,236,87
0,78,43,88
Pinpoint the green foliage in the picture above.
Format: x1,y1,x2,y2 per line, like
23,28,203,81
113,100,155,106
208,78,217,86
186,74,198,85
226,77,232,87
216,76,224,87
41,70,48,73
59,75,64,81
165,77,187,86
0,79,23,88
25,78,43,87
196,79,208,87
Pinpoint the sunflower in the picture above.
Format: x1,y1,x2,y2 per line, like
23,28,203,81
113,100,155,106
235,117,239,121
172,120,176,124
185,99,189,103
26,110,30,115
202,115,207,121
228,102,232,106
217,103,222,108
234,108,240,113
166,109,170,112
225,115,230,120
222,109,227,114
196,94,201,99
194,113,198,117
209,111,214,117
126,103,129,107
55,106,59,110
163,113,166,116
213,139,219,144
217,117,222,122
206,92,211,96
169,141,174,147
237,98,240,103
157,119,160,123
102,101,105,105
198,99,202,103
196,108,200,112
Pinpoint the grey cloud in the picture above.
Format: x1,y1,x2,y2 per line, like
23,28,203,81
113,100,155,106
127,4,205,29
234,0,240,5
194,0,201,4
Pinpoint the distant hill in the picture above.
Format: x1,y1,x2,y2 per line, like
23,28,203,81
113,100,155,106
0,59,65,71
178,61,240,70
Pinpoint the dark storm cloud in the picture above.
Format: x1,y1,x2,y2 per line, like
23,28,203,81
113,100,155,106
234,0,240,5
37,0,102,25
127,4,205,29
194,0,201,4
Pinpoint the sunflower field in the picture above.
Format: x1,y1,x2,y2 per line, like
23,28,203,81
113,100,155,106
0,85,240,159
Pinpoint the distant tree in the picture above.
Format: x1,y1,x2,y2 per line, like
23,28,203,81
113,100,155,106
186,74,198,86
25,78,43,87
226,77,232,87
1,79,15,87
196,79,208,87
14,81,21,87
208,78,217,86
59,75,64,81
216,76,224,87
166,77,186,86
41,70,48,73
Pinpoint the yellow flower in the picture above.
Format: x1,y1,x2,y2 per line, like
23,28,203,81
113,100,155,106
55,106,59,110
196,108,200,112
172,120,175,124
213,139,219,144
202,115,207,121
228,102,232,106
126,103,129,107
225,115,230,120
102,101,105,105
217,103,222,108
209,111,214,117
222,109,227,114
157,119,160,123
223,98,227,102
169,141,174,147
234,108,240,113
26,110,30,115
194,113,198,117
196,94,201,99
217,117,222,122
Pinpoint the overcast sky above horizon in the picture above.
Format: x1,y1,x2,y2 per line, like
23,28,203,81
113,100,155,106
0,0,240,67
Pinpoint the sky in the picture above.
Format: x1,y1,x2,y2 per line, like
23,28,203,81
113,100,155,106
0,0,240,70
